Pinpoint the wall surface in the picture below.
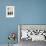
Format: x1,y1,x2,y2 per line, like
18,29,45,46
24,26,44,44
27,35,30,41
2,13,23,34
17,0,46,24
0,0,46,44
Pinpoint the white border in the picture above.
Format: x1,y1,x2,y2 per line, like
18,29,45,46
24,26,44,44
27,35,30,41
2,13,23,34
18,25,20,43
6,6,15,18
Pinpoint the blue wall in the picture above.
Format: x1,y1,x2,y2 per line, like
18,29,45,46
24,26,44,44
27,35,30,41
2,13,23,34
17,0,46,24
0,0,46,44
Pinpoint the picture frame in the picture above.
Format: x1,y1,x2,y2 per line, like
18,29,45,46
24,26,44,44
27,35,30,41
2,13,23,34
6,6,15,18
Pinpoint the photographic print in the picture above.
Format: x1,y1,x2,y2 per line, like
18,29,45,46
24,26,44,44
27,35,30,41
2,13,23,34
6,6,15,18
18,24,46,46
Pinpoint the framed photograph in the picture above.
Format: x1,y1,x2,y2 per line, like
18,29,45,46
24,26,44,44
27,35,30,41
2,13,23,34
6,6,15,18
18,24,46,42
